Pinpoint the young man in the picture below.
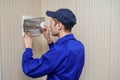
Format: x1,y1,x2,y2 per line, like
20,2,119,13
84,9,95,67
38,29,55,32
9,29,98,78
22,8,85,80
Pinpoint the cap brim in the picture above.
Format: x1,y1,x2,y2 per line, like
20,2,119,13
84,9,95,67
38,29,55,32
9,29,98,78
46,11,56,18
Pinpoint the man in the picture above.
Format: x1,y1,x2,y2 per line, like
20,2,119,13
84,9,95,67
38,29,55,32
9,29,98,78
22,8,85,80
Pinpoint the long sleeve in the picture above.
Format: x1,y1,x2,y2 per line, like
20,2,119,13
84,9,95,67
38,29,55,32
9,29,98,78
22,47,66,78
48,42,54,49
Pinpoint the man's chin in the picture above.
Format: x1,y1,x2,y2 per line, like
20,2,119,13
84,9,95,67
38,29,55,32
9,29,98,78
52,33,58,37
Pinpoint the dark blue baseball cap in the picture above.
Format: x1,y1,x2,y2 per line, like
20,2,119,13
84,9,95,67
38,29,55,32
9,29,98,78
46,8,76,27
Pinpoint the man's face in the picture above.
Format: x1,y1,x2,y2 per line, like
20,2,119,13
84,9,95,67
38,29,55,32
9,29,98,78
49,18,59,36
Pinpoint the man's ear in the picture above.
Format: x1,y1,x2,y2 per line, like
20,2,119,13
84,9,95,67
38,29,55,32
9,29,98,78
57,22,62,30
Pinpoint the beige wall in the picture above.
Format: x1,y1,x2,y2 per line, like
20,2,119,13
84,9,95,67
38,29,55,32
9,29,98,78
0,0,45,80
41,0,120,80
0,0,1,78
0,0,120,80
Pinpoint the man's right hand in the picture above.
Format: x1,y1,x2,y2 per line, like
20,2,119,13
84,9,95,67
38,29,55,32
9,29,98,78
43,26,53,44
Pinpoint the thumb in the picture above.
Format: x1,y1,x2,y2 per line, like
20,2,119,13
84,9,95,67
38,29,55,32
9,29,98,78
25,32,32,37
44,26,49,31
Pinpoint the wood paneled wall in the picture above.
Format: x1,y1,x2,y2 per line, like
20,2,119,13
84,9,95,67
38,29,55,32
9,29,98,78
0,0,2,79
40,0,120,80
0,0,120,80
0,0,44,80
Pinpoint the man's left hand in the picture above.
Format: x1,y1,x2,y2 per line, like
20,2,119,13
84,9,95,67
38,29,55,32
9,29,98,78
24,32,32,48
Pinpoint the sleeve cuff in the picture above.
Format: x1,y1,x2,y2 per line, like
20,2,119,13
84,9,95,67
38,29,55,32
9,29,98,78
25,48,32,52
48,42,54,49
22,48,33,61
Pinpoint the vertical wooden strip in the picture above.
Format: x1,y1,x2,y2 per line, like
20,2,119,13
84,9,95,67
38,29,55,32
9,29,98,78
0,0,42,80
110,0,120,80
0,0,2,79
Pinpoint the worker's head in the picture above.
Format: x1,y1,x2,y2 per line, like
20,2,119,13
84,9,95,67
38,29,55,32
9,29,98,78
46,8,76,36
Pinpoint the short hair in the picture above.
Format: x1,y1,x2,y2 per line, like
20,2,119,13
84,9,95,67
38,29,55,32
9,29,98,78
53,18,72,31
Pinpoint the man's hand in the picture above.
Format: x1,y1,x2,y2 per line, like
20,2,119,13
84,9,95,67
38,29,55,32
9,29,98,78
24,32,32,48
43,26,53,44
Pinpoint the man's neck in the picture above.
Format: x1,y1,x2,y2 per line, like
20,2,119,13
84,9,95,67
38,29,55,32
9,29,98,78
58,32,71,38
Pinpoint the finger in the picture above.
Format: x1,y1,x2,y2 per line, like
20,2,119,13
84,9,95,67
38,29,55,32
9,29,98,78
25,32,32,37
44,28,47,31
42,27,48,31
